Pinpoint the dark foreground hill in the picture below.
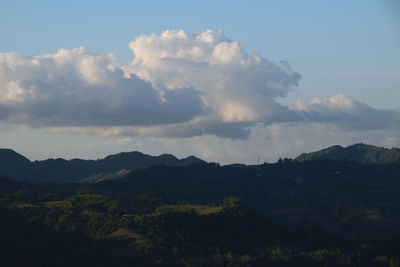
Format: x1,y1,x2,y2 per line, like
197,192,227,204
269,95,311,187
296,143,400,164
0,149,206,182
39,159,400,243
0,145,400,266
1,158,400,266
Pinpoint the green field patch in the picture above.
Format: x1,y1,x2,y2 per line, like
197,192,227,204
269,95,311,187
155,204,222,215
109,228,151,248
43,200,71,208
74,194,107,203
74,194,107,199
11,203,40,208
81,208,103,217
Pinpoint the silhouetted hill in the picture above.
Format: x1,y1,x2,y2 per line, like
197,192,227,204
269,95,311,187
102,151,204,170
0,149,31,177
0,149,206,182
1,151,400,266
0,149,30,164
178,155,206,165
295,143,400,164
37,159,400,242
94,160,400,240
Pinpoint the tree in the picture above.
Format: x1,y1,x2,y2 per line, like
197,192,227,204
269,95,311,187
222,196,243,210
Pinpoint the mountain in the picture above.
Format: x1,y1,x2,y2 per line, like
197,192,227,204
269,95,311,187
295,143,400,164
2,143,398,183
0,149,30,165
0,149,206,182
0,149,31,177
85,159,400,241
1,148,400,266
102,152,205,170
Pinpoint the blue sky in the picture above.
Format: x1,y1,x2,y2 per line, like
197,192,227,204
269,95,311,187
0,0,399,163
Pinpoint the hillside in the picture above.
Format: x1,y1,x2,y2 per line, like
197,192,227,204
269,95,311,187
1,159,400,266
0,149,31,177
0,149,206,182
36,159,400,243
295,143,400,164
1,147,400,266
89,160,400,241
2,143,399,182
79,169,132,183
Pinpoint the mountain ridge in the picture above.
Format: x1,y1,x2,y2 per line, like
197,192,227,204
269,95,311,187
0,149,206,182
1,143,399,182
295,143,400,164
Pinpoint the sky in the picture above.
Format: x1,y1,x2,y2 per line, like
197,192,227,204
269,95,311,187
0,0,399,164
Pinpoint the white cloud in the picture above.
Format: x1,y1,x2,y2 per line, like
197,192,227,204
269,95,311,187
124,30,301,135
0,47,205,128
291,94,400,130
0,29,398,145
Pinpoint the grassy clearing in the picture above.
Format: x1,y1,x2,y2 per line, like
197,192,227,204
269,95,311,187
43,200,71,208
109,228,151,247
11,203,40,208
155,204,222,215
74,194,107,199
81,209,103,217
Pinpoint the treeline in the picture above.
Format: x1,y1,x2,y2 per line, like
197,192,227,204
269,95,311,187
0,178,399,266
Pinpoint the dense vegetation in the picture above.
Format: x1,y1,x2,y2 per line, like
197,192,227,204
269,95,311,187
1,178,399,267
0,144,399,266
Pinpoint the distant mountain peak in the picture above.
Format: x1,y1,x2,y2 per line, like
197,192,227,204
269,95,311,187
0,149,207,182
0,148,30,164
0,149,31,177
180,155,207,165
295,143,400,164
157,154,179,160
103,151,146,160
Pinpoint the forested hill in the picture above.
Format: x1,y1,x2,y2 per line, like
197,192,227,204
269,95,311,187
295,143,400,164
1,147,400,266
0,149,206,182
1,159,400,266
1,143,399,182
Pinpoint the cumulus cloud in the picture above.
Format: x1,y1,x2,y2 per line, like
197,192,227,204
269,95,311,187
291,94,400,130
0,47,205,127
127,30,300,115
121,29,302,137
0,29,398,141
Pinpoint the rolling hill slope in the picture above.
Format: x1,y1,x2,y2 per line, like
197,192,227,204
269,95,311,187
0,149,206,182
295,143,400,164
